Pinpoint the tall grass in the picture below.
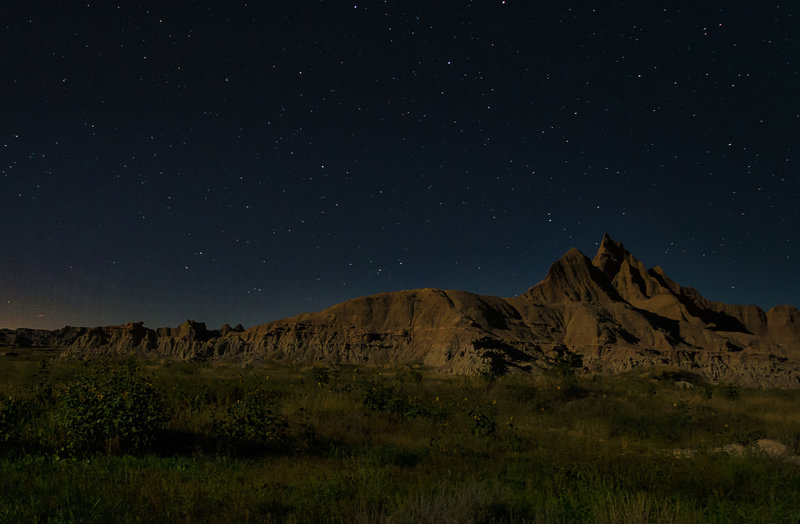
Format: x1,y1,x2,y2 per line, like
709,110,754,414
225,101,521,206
1,358,800,522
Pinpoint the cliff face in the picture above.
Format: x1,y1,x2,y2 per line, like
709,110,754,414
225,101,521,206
7,234,800,387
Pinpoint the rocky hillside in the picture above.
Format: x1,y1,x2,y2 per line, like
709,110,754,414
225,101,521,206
4,235,799,387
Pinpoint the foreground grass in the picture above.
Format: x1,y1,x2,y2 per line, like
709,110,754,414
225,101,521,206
1,356,800,522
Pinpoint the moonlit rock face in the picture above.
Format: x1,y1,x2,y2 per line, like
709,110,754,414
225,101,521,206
14,234,793,388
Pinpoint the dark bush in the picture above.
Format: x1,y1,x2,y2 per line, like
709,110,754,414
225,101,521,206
542,347,586,401
542,347,583,382
723,383,741,401
214,388,288,448
0,396,26,449
311,365,341,386
56,362,169,455
468,405,497,436
360,380,431,419
397,363,424,384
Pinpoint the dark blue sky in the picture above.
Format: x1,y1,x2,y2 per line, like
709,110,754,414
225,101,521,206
2,2,798,329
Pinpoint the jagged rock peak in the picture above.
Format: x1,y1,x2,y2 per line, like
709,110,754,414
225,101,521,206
591,234,680,310
524,245,621,303
220,323,245,335
592,233,631,278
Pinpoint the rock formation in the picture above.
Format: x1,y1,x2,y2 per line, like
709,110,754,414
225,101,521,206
4,234,799,387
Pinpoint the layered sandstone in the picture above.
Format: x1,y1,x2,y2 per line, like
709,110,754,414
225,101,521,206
5,235,799,387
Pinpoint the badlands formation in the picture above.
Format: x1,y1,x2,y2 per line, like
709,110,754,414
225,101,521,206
3,235,799,387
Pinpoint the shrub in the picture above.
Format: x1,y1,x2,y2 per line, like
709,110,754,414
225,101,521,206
360,380,428,419
779,429,800,455
214,388,287,448
542,346,583,382
656,370,706,386
542,347,586,401
56,362,168,455
670,400,693,431
468,405,497,436
30,360,55,407
477,353,508,382
311,365,341,386
361,380,396,412
397,363,424,384
723,383,741,401
0,396,26,448
312,366,333,385
703,386,714,400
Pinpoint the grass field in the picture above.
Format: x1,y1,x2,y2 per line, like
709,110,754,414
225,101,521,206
1,352,800,523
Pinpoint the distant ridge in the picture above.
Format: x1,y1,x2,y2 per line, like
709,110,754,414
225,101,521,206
3,235,799,387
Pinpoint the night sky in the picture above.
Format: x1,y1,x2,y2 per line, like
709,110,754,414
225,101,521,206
2,2,798,330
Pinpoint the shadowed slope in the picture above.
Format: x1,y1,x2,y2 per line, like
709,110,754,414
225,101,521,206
592,234,800,356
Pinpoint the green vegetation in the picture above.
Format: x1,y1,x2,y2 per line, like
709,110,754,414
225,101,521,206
1,355,800,522
56,361,169,455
